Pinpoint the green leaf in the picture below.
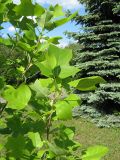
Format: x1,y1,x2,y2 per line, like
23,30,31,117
17,41,32,52
30,79,52,97
37,10,53,29
28,132,43,148
48,143,67,156
45,11,78,31
6,135,26,158
64,128,75,140
18,17,37,30
35,61,53,77
52,4,65,17
14,0,34,16
36,44,73,78
64,94,81,108
82,145,108,160
34,4,45,16
0,37,12,46
37,42,50,52
48,44,72,66
48,36,62,44
69,76,106,91
24,29,36,41
3,84,31,110
14,0,45,16
54,11,78,27
37,150,46,158
59,66,80,79
0,3,7,14
55,101,72,120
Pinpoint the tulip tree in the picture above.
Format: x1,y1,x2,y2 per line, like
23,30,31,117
0,0,108,159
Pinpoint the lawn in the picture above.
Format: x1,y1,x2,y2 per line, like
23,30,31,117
65,118,120,160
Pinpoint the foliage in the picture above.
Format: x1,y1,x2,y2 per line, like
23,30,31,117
66,0,120,127
0,0,108,159
64,118,120,160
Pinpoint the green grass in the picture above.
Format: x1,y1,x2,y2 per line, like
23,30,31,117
64,118,120,160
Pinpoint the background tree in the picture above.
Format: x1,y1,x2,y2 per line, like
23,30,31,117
66,0,120,127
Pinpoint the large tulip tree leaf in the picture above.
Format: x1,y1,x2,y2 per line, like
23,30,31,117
36,44,78,79
14,0,45,16
3,84,31,110
69,76,106,91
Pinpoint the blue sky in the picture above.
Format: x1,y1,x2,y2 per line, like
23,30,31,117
1,0,85,47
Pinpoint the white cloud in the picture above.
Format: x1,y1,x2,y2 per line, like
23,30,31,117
36,0,81,9
58,39,69,48
12,0,20,4
8,26,15,32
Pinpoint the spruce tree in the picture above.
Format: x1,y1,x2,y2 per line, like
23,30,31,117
67,0,120,127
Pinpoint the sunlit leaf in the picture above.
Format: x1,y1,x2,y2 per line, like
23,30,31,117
24,29,36,40
28,132,43,148
3,84,31,110
54,11,78,27
64,128,75,140
36,44,73,77
17,41,32,52
48,36,62,44
34,4,45,16
14,0,45,16
37,42,50,52
0,37,12,46
35,61,53,77
69,76,106,91
48,44,72,66
37,11,53,29
30,79,52,97
82,145,108,160
64,94,81,108
52,4,65,17
55,101,72,120
44,11,78,31
59,66,80,79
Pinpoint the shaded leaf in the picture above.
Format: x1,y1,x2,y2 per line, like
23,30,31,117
0,77,4,90
48,143,67,156
6,135,25,158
